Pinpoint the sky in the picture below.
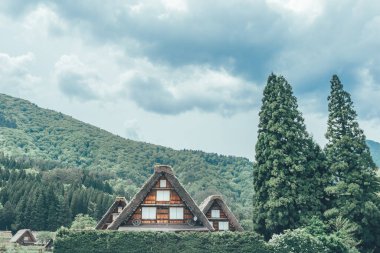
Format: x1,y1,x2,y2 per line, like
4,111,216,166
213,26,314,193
0,0,380,161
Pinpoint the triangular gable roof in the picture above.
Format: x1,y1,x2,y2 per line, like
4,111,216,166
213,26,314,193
10,229,36,243
199,195,244,232
95,197,128,229
108,165,214,231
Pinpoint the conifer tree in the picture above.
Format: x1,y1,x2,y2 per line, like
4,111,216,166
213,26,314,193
253,74,328,239
324,75,380,251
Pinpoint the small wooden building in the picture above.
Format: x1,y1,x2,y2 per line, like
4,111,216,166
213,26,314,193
105,165,214,232
10,229,37,245
96,197,128,229
199,195,244,232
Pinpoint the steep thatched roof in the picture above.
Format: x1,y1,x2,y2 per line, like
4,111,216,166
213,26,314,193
10,229,36,244
95,197,128,229
199,195,244,232
108,165,214,231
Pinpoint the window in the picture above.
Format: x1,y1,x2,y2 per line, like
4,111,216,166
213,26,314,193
117,206,123,213
209,221,214,228
142,207,156,219
170,207,184,219
211,209,220,218
160,179,167,188
157,190,170,201
112,213,119,221
219,221,229,231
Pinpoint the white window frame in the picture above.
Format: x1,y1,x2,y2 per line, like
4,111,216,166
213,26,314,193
117,206,123,213
169,207,184,220
160,179,167,188
142,207,156,220
156,190,170,201
219,221,229,231
211,209,220,218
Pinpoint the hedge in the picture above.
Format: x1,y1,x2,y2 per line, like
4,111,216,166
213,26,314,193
54,229,271,253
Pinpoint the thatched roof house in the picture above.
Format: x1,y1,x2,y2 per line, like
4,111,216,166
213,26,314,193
106,165,214,232
96,197,128,229
10,229,36,245
199,195,244,232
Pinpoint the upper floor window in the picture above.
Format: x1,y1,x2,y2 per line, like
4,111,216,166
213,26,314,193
211,209,220,218
160,179,167,188
157,190,170,201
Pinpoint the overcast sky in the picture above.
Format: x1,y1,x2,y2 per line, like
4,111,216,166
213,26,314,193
1,0,380,160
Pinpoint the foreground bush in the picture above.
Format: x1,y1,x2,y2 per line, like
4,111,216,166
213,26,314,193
269,228,358,253
55,229,271,253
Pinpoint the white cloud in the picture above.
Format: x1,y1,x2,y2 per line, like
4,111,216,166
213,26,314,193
123,61,259,116
266,0,324,24
354,66,380,118
0,52,39,96
22,4,67,36
54,55,103,101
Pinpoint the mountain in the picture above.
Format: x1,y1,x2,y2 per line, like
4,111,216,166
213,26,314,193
367,140,380,168
0,93,253,228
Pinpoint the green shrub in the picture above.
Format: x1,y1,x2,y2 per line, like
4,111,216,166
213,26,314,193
54,229,271,253
268,229,329,253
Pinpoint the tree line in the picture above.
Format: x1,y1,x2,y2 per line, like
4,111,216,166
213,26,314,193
253,74,380,252
0,164,114,232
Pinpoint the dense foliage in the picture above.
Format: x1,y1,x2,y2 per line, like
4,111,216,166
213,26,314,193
70,214,98,230
324,75,380,251
253,74,328,239
55,229,360,253
0,93,253,228
0,162,113,231
54,229,271,253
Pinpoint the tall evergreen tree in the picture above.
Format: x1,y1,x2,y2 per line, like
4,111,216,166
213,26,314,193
324,75,380,251
253,74,328,239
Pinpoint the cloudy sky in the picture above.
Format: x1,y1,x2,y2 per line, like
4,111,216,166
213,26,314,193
1,0,380,160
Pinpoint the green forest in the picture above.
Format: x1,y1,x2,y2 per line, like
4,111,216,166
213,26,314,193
0,73,380,252
0,93,253,229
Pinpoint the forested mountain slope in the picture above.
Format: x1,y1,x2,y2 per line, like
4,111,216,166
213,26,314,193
0,93,253,228
367,140,380,168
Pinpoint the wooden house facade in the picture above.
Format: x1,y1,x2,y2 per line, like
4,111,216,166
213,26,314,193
96,197,128,229
199,195,244,232
106,165,214,232
10,229,36,245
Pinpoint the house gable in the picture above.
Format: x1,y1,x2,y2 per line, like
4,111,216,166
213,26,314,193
10,229,37,245
95,197,128,230
107,165,214,231
200,195,244,232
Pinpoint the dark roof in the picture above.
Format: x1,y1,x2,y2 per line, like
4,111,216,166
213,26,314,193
10,229,37,243
95,197,128,229
199,195,244,232
108,165,214,231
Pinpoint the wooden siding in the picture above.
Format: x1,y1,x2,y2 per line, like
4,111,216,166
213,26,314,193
126,176,194,225
206,202,236,231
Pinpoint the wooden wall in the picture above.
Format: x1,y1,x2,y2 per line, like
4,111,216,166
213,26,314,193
127,176,194,225
205,202,236,231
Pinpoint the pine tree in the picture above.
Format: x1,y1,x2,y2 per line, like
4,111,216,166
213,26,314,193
324,75,380,251
253,74,328,239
